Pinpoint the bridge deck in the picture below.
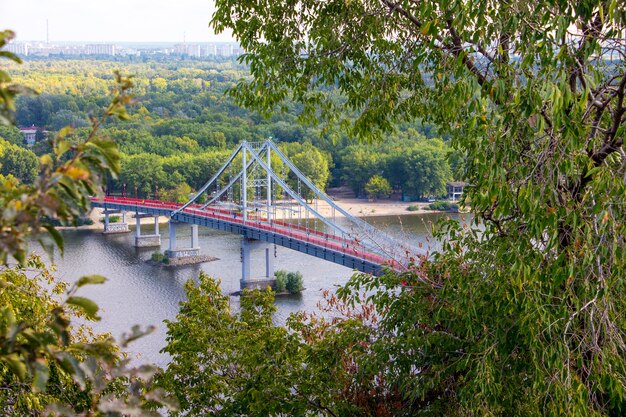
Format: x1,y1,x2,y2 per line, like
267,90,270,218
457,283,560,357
91,197,399,275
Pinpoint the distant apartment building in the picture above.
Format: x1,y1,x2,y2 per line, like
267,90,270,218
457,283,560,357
86,44,116,56
5,41,28,55
174,43,201,57
215,43,234,56
172,43,243,58
206,44,217,56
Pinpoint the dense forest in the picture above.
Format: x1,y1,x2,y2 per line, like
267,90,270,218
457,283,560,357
1,58,456,200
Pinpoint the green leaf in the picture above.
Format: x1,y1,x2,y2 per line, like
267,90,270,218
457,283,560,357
2,353,27,380
584,166,602,178
56,352,86,389
0,50,21,63
55,139,71,157
121,324,155,348
66,296,100,320
33,361,50,393
56,126,73,139
43,223,64,255
75,275,107,288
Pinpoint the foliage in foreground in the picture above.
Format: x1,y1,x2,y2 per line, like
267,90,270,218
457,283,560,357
212,0,626,414
161,273,424,416
0,30,176,416
0,258,174,416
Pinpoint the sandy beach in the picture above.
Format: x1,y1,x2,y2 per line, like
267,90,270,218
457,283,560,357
317,197,430,218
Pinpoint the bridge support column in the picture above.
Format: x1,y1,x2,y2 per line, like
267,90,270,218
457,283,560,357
240,237,275,291
165,221,200,259
264,244,274,279
102,209,130,234
241,238,251,283
167,221,177,252
133,213,161,247
191,224,199,249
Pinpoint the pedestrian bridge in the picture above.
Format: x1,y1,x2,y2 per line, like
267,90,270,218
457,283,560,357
91,140,417,288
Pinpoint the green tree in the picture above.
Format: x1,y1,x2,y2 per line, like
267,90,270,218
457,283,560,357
151,77,168,93
119,153,168,198
161,274,409,416
161,182,193,203
0,138,38,183
383,140,452,198
400,142,451,198
213,1,626,415
340,145,384,197
280,142,330,198
48,109,89,131
364,174,392,199
161,275,303,416
0,257,174,416
0,125,24,146
285,271,304,293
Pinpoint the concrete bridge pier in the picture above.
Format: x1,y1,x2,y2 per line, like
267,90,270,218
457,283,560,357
102,209,130,234
133,214,161,247
240,237,275,290
165,221,200,259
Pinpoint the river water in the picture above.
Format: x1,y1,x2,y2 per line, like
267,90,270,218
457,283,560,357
45,212,460,367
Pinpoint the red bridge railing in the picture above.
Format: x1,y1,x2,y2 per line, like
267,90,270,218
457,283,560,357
93,196,398,269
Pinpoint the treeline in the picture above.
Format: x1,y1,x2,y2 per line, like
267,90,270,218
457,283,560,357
1,59,459,199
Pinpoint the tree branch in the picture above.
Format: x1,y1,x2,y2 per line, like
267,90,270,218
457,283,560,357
380,0,489,86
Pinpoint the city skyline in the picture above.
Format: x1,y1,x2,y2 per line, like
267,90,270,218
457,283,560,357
0,0,234,43
5,40,244,58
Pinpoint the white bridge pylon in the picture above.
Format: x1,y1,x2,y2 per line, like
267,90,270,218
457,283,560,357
173,139,415,268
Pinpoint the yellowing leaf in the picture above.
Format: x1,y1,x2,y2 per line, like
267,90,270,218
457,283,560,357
65,166,90,181
40,154,52,166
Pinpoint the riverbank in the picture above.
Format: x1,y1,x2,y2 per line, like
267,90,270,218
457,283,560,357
319,197,433,218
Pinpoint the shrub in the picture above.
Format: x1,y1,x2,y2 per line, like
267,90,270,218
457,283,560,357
406,205,420,212
425,201,459,211
274,270,287,293
151,251,165,262
78,217,94,226
285,271,304,294
43,216,94,226
100,215,120,223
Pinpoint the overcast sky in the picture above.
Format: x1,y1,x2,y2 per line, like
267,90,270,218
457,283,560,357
0,0,234,42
